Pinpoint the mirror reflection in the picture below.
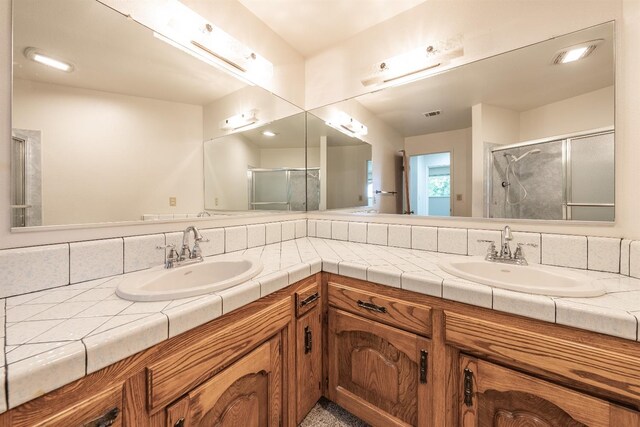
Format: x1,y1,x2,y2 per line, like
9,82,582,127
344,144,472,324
11,0,303,227
312,22,614,221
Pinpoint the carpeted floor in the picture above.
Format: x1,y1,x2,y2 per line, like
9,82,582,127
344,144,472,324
299,398,370,426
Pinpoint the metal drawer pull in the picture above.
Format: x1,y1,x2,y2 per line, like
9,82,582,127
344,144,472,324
420,350,428,383
300,292,319,307
83,407,120,427
304,326,313,354
174,417,185,427
357,300,387,314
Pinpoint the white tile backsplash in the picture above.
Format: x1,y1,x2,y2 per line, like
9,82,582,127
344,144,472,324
70,239,123,284
467,229,501,257
367,223,388,246
316,220,332,238
247,224,266,248
225,226,247,253
512,232,541,264
542,234,587,269
200,228,225,257
621,239,632,276
266,223,282,244
217,280,260,314
331,222,348,241
437,228,467,255
411,226,437,252
124,234,164,273
588,237,621,273
0,244,69,298
307,220,317,237
348,222,367,243
630,241,640,279
388,225,411,248
295,220,307,238
282,221,296,241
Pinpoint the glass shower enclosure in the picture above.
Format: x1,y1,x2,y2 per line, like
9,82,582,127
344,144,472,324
488,129,614,221
248,167,320,211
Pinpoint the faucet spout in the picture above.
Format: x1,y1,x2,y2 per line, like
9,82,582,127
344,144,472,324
181,226,204,260
500,225,513,258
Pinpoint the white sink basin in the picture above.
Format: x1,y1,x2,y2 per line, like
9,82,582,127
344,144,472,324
438,257,604,297
116,256,263,302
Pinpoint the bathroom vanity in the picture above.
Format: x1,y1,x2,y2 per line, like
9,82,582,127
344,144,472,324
1,260,639,427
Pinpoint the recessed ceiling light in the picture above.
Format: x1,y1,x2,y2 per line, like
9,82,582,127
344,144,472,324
24,47,74,72
553,39,603,65
262,131,277,137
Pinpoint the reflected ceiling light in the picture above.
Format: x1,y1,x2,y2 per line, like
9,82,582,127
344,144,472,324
153,0,273,84
361,35,463,87
262,130,277,137
220,109,259,130
553,39,603,64
24,48,74,72
326,112,368,138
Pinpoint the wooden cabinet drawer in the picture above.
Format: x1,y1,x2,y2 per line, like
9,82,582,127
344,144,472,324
295,281,320,317
328,282,431,336
147,297,291,412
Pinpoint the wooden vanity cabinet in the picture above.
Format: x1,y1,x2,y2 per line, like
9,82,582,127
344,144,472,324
166,336,282,427
459,355,640,427
327,308,431,426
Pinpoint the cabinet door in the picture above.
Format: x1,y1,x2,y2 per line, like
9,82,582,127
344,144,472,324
460,355,640,427
166,336,281,427
328,308,431,427
296,306,323,424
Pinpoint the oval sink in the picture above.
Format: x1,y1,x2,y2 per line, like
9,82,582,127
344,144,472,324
116,256,263,302
438,257,605,297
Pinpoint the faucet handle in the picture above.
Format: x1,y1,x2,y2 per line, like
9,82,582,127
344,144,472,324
477,240,498,257
156,244,176,250
516,242,539,248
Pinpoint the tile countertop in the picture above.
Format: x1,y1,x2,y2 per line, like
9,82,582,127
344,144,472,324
2,237,640,412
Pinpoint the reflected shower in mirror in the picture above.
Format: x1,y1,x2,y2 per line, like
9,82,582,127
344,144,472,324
11,0,302,227
306,113,373,212
203,112,307,212
312,22,614,221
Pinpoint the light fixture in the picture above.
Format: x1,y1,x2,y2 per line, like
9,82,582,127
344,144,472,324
361,35,463,87
220,109,259,130
24,48,74,72
262,130,277,137
153,0,273,85
326,112,368,138
553,39,603,64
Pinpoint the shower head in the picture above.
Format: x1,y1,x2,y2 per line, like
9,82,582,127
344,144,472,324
506,148,541,163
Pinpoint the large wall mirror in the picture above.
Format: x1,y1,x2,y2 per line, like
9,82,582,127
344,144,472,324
10,0,303,228
310,22,614,221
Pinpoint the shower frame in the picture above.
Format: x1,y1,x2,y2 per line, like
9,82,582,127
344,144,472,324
487,126,614,220
247,167,320,211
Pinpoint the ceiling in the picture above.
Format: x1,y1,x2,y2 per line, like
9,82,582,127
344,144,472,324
13,0,246,106
238,0,426,57
354,22,614,137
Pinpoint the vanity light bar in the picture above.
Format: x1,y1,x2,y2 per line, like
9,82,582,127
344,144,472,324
361,36,463,87
24,47,74,72
220,110,259,131
326,112,368,138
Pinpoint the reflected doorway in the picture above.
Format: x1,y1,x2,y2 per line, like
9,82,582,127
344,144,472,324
409,152,451,216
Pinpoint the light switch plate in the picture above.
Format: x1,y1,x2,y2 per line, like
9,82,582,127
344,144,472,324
169,197,176,206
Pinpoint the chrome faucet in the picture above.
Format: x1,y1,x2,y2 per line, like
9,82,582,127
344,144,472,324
156,225,209,269
477,226,538,266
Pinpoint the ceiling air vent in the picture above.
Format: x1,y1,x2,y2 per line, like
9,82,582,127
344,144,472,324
423,110,441,118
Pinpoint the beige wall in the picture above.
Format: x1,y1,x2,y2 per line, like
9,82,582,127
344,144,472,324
260,148,308,169
405,127,472,217
13,79,204,225
519,86,614,141
326,144,372,209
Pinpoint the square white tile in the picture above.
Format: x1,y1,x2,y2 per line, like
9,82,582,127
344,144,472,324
259,271,289,296
0,244,69,298
630,241,640,279
295,220,307,238
266,223,282,244
307,220,317,237
225,226,247,253
316,220,332,238
348,222,367,243
401,271,443,297
411,226,437,252
621,239,632,276
467,229,501,257
442,279,492,308
542,234,587,269
70,239,124,284
217,281,260,314
492,289,555,322
555,300,637,340
331,222,349,241
247,224,266,248
512,232,541,264
437,228,467,255
282,222,296,241
367,266,401,288
367,223,388,246
124,234,164,273
588,237,621,273
388,225,411,248
163,295,222,338
7,341,86,409
338,261,368,281
200,228,225,257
